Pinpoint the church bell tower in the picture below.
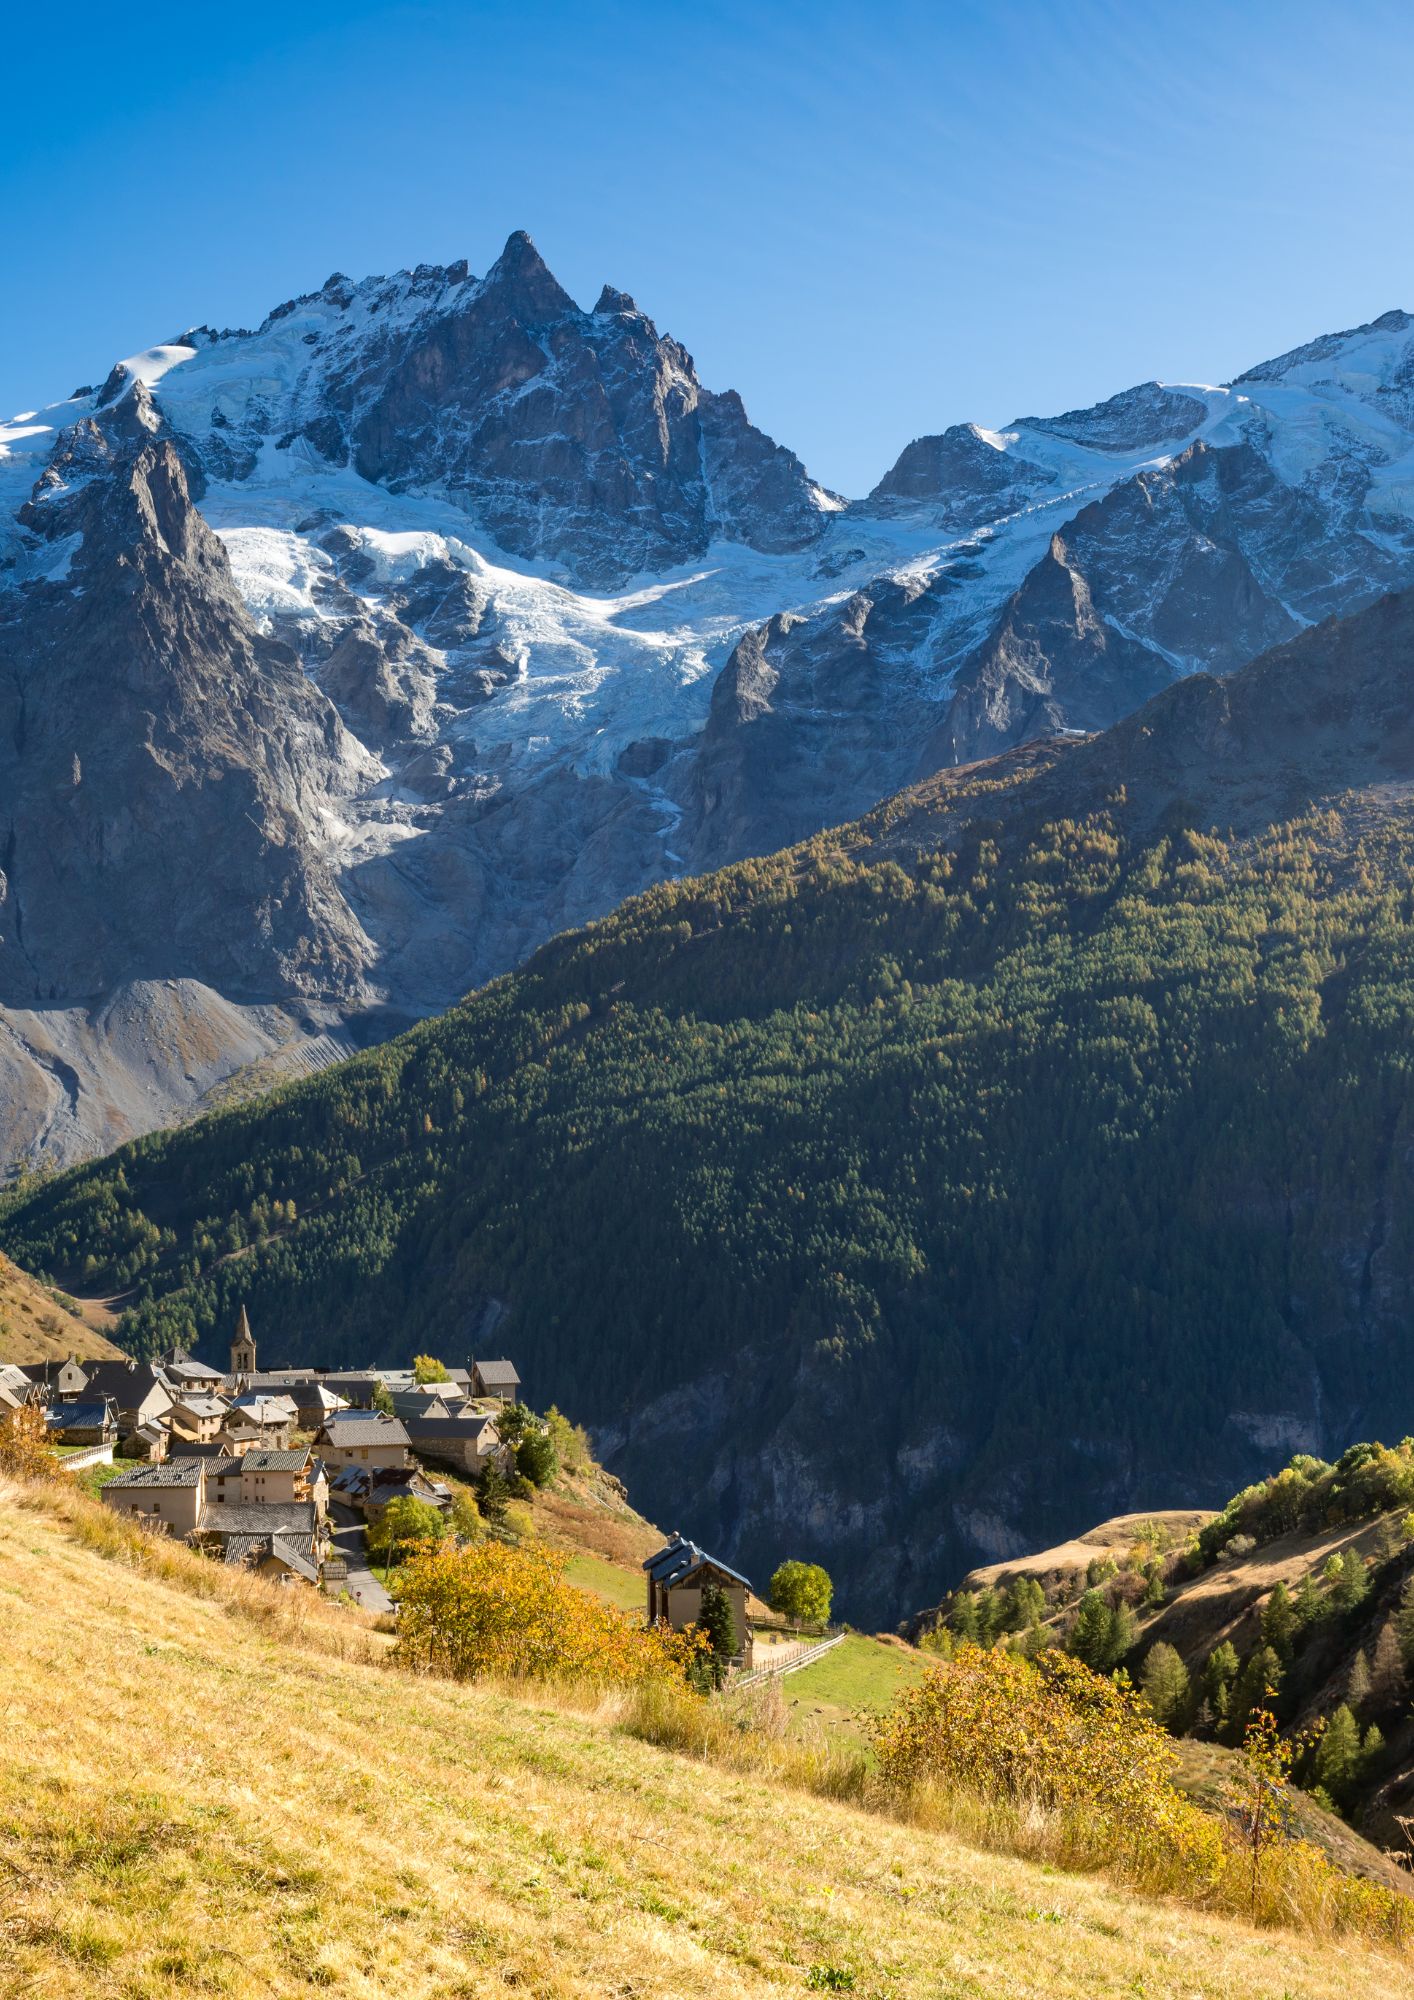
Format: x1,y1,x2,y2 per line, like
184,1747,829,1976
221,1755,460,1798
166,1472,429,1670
230,1304,256,1382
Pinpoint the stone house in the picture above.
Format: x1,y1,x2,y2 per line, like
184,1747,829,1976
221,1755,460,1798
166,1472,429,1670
195,1498,324,1554
44,1397,117,1447
338,1464,451,1525
239,1447,324,1516
220,1530,322,1585
211,1419,265,1456
313,1412,411,1470
227,1392,297,1445
102,1459,208,1536
119,1420,170,1463
292,1382,349,1429
80,1360,174,1435
399,1407,500,1474
643,1534,754,1667
29,1356,90,1400
168,1395,231,1444
159,1356,227,1399
470,1359,521,1404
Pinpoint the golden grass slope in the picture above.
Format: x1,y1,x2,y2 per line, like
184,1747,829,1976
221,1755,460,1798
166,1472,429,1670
960,1511,1216,1593
2,1486,1413,1999
0,1251,122,1363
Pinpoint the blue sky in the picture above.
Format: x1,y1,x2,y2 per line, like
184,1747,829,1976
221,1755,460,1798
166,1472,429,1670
7,0,1414,494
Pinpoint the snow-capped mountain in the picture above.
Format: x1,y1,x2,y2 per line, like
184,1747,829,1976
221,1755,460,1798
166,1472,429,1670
4,234,1414,1162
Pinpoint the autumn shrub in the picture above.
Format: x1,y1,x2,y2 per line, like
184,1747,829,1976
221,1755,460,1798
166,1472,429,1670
0,1404,60,1483
869,1644,1220,1883
392,1537,703,1690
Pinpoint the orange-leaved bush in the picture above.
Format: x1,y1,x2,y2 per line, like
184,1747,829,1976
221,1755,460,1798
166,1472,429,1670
0,1403,60,1483
392,1537,704,1689
869,1643,1220,1876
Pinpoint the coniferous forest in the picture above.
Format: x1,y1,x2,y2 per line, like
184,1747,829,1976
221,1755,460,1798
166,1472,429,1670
11,619,1414,1618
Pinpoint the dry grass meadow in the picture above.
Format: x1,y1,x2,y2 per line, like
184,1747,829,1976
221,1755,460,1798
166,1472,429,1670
3,1479,1414,1998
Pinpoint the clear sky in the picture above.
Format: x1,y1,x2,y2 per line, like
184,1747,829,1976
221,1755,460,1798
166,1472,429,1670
7,0,1414,495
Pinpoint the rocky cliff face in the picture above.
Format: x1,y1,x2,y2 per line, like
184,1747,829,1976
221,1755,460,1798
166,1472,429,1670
0,382,372,1006
6,256,1414,1162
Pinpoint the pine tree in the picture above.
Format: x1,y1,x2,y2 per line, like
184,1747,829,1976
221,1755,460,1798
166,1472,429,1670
950,1592,980,1643
1230,1645,1283,1738
477,1455,511,1529
1203,1640,1240,1726
1374,1516,1404,1565
975,1587,1005,1645
697,1576,738,1686
1008,1576,1046,1627
1140,1642,1190,1729
1260,1581,1295,1658
1109,1599,1138,1664
1369,1619,1408,1709
1312,1704,1361,1807
1332,1551,1371,1612
1362,1722,1386,1773
1346,1648,1372,1713
1396,1573,1414,1667
1294,1571,1322,1627
1068,1589,1117,1671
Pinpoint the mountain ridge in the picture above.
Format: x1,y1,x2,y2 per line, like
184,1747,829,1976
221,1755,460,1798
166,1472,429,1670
7,247,1414,1167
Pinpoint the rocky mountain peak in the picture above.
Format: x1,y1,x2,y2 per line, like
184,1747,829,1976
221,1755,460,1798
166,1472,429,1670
476,228,576,322
593,283,641,318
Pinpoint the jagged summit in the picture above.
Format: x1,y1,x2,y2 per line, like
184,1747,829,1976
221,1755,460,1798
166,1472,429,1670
9,268,1414,1163
28,232,833,590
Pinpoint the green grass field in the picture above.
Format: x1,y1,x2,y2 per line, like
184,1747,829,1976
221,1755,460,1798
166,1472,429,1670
781,1634,929,1745
564,1549,645,1614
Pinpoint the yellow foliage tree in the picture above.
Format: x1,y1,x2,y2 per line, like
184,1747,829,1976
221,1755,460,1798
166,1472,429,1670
393,1538,704,1690
0,1400,58,1483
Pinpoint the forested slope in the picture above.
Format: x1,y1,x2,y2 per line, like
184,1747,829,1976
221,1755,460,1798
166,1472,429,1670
11,590,1414,1619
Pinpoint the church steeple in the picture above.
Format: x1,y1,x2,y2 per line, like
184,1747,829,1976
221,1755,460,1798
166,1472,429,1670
230,1303,256,1382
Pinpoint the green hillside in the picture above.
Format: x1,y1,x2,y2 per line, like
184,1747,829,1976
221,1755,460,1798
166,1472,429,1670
11,592,1414,1619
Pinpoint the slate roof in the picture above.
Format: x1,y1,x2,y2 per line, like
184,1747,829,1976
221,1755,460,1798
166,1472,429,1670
172,1395,230,1420
162,1360,225,1385
472,1359,520,1387
197,1501,318,1537
240,1449,311,1473
44,1399,113,1431
390,1389,466,1420
81,1361,171,1404
106,1458,207,1489
643,1533,752,1593
0,1365,32,1409
299,1385,349,1411
230,1392,296,1424
315,1415,411,1447
364,1474,452,1508
222,1532,320,1583
402,1410,496,1440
